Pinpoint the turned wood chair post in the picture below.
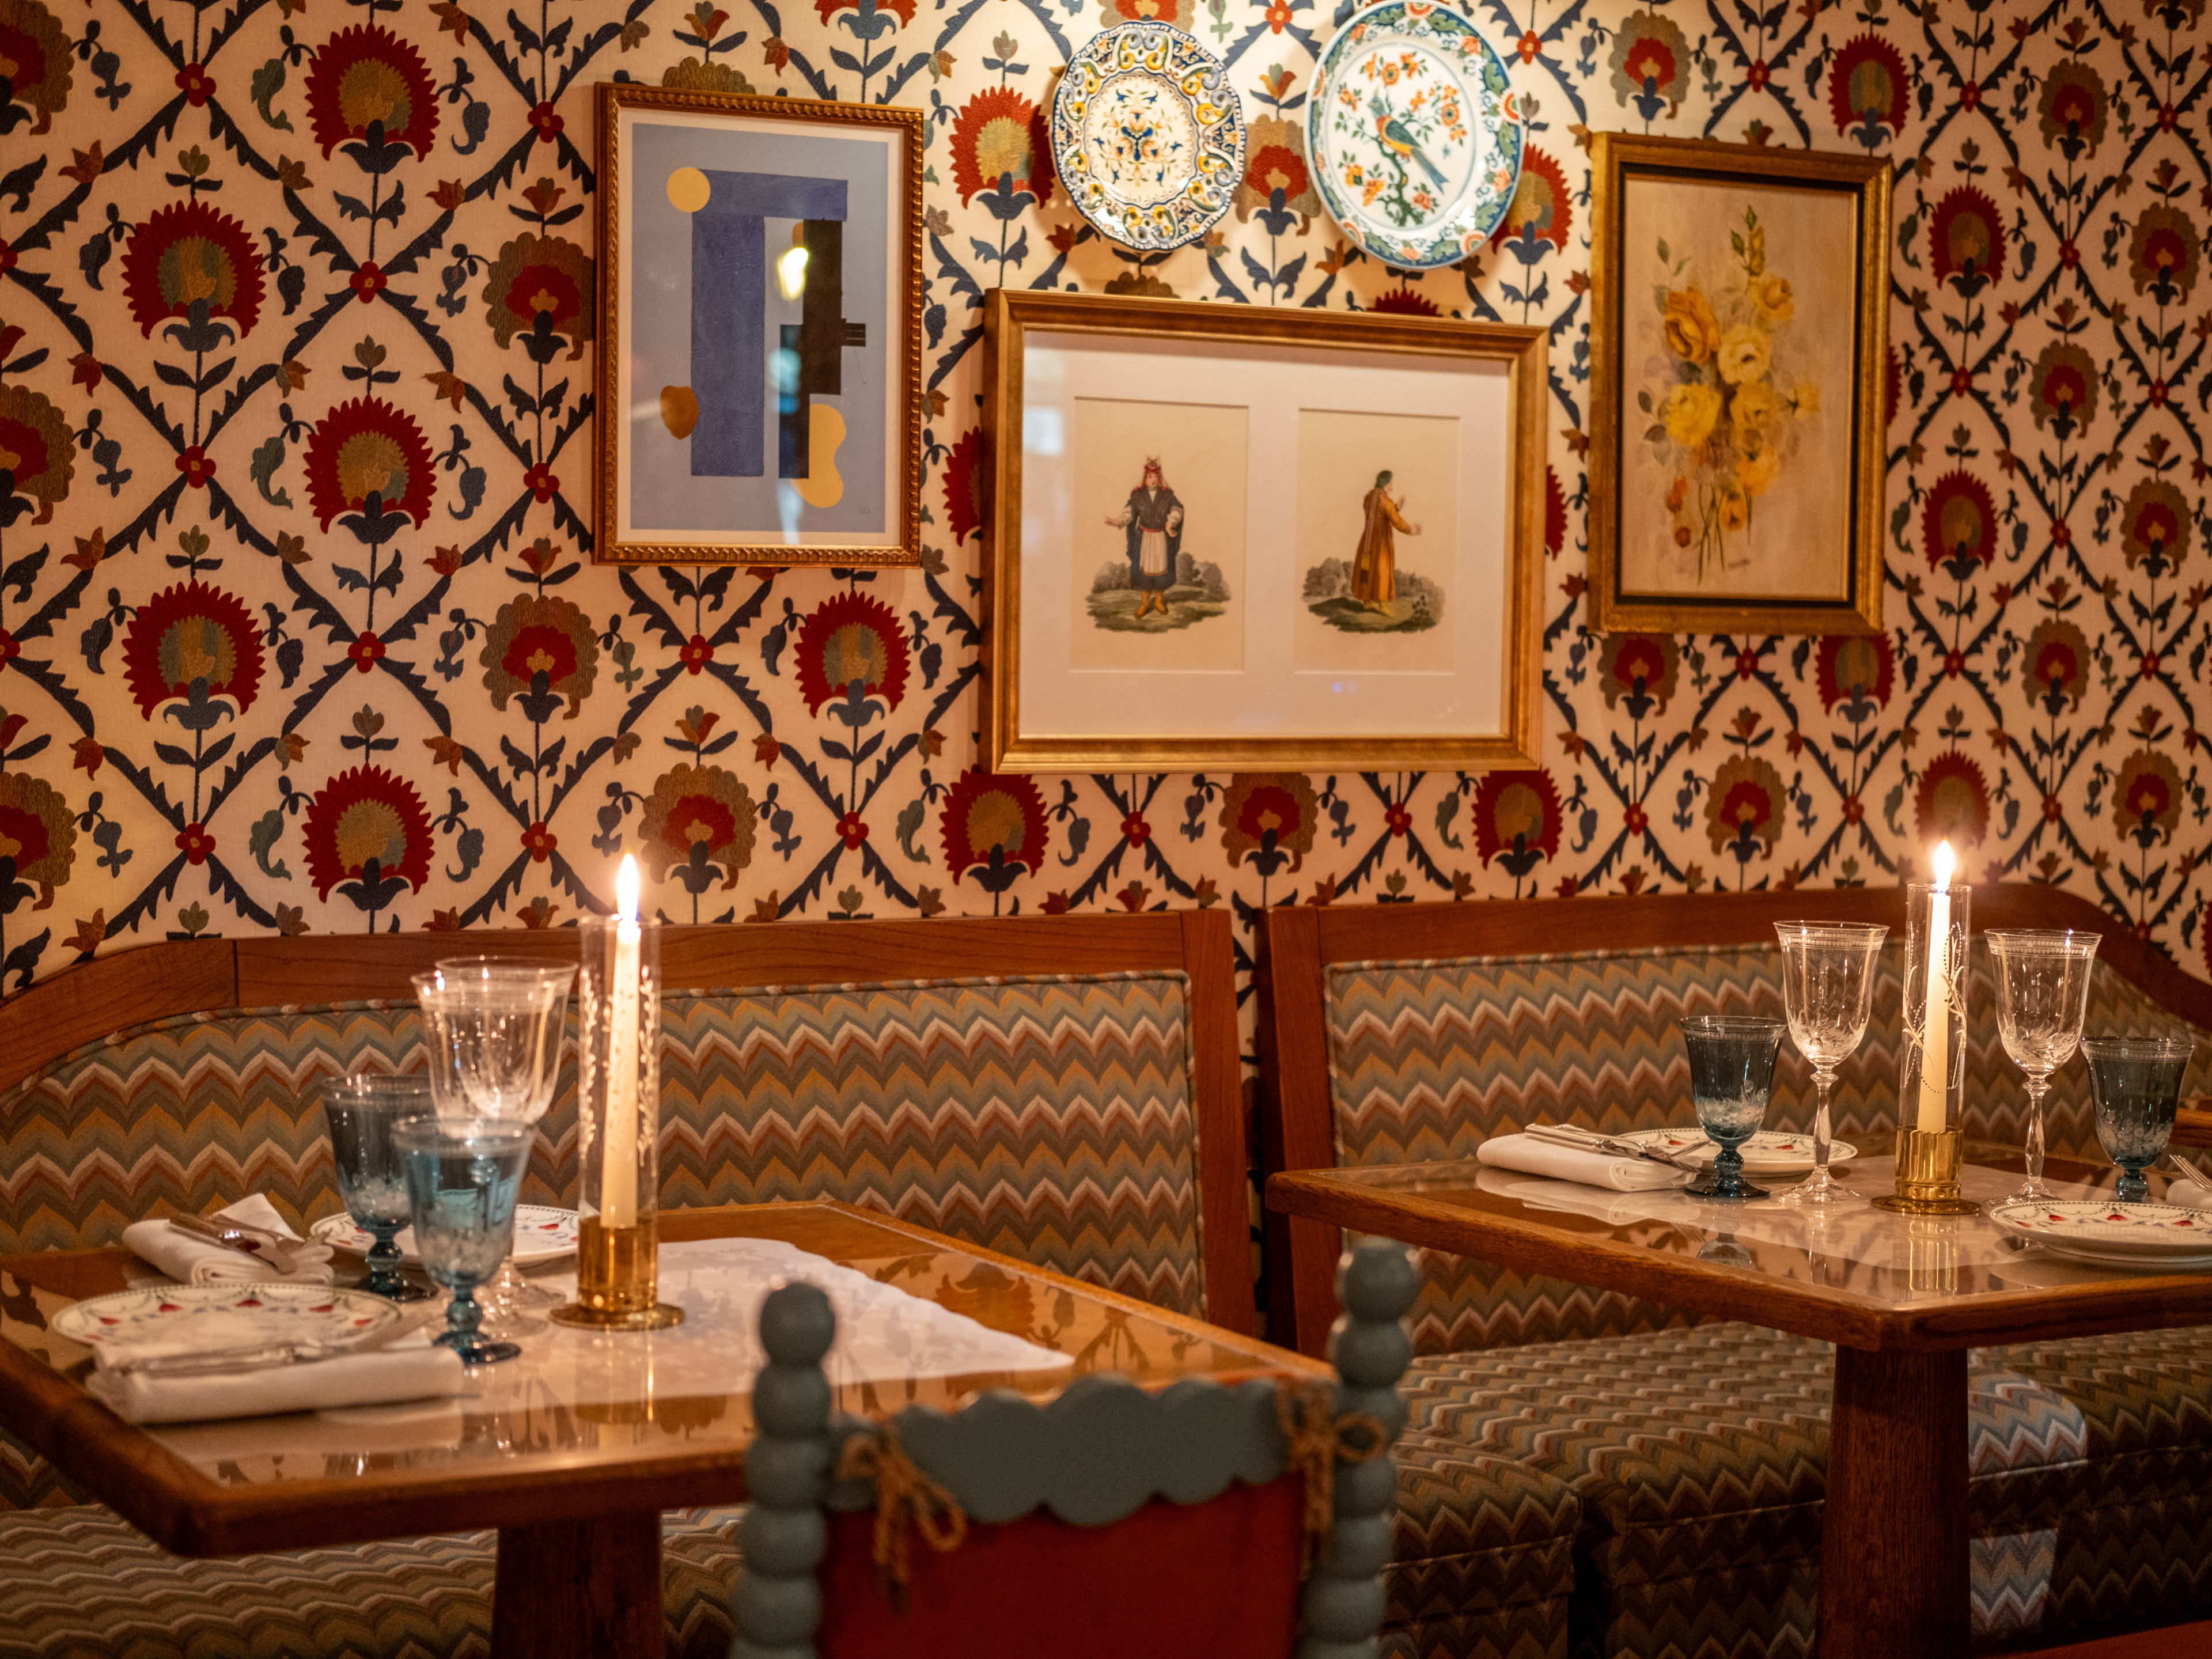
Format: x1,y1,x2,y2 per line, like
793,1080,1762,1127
1297,1241,1418,1659
730,1283,839,1659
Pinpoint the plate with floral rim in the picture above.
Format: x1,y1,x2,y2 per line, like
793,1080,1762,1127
1306,0,1524,270
52,1283,403,1351
1988,1199,2212,1258
311,1205,579,1266
1619,1128,1857,1175
1050,21,1245,251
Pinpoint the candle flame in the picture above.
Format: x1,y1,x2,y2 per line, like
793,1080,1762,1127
616,853,640,922
1930,840,1955,889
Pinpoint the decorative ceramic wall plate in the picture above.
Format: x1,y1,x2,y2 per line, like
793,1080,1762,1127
312,1205,579,1266
52,1284,402,1350
1052,22,1245,251
1989,1199,2212,1267
1622,1127,1858,1176
1307,0,1523,270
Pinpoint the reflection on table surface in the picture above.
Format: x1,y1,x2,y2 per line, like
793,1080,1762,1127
0,1203,1310,1490
1312,1137,2206,1308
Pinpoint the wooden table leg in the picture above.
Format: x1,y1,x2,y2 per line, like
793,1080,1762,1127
1819,1347,1970,1659
493,1511,664,1658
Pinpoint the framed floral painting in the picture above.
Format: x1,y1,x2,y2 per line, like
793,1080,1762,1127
1587,134,1891,634
979,290,1547,772
594,83,923,566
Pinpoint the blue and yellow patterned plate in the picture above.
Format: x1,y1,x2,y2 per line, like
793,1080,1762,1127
1051,22,1244,251
1307,0,1523,270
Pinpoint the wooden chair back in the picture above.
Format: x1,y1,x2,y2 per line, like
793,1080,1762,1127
0,912,1253,1334
1256,885,2212,1355
730,1242,1418,1659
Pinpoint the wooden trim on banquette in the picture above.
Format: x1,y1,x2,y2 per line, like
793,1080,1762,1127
1256,885,2212,1356
1,913,1256,1336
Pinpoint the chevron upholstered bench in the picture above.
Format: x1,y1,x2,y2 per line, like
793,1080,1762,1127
0,911,1251,1658
1258,885,2212,1659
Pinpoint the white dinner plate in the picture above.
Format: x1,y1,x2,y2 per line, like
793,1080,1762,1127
1987,1199,2212,1257
1619,1128,1858,1175
52,1283,402,1350
310,1205,579,1266
2017,1238,2212,1272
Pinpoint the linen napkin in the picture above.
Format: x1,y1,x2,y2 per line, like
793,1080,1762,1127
2166,1178,2210,1209
1475,1132,1694,1193
85,1338,465,1426
121,1195,337,1287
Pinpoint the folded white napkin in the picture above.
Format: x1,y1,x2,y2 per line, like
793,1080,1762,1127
1475,1132,1694,1193
121,1195,337,1287
85,1339,465,1425
2168,1179,2210,1209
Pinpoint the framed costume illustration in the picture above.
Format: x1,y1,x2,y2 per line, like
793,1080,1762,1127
594,83,923,566
1586,133,1890,634
980,290,1546,772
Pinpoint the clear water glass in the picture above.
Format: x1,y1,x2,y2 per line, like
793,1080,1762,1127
1773,921,1888,1208
395,1118,533,1365
2083,1036,2193,1203
412,959,573,1328
319,1074,435,1302
1680,1016,1785,1200
1986,930,2100,1202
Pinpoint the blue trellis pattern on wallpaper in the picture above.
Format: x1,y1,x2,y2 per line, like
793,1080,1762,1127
0,0,2205,993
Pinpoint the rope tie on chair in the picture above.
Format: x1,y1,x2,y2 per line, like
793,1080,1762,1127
835,1421,968,1605
1275,1381,1388,1574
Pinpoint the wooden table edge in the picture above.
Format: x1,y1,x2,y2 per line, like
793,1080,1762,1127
1264,1169,2212,1354
0,1199,1321,1556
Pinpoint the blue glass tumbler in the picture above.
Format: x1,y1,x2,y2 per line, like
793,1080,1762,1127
2083,1036,2194,1203
395,1119,533,1365
1681,1016,1786,1200
320,1074,435,1302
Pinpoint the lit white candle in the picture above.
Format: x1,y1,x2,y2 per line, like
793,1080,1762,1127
1916,841,1955,1134
603,855,642,1228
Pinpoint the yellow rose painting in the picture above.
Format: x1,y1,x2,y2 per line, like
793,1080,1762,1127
1633,203,1819,584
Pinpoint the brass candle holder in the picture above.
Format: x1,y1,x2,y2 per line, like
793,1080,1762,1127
1874,861,1981,1217
552,863,684,1331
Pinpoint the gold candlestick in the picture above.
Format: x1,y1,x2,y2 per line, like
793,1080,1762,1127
552,863,683,1331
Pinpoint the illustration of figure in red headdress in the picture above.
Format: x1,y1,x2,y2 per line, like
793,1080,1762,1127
1103,457,1185,619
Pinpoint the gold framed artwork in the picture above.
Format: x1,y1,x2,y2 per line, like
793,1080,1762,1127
979,290,1546,772
593,84,924,566
1586,133,1891,635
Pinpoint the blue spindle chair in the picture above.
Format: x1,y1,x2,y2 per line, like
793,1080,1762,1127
730,1242,1419,1659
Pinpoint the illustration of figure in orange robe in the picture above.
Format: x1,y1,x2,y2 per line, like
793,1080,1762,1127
1350,469,1421,609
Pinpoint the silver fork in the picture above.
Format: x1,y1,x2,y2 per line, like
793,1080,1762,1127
1527,1123,1703,1173
106,1308,440,1377
167,1211,308,1276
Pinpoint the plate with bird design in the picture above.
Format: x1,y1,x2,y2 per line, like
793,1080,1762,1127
1051,21,1245,251
1307,1,1524,270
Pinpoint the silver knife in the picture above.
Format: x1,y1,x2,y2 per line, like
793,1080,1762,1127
167,1212,308,1276
1528,1123,1702,1173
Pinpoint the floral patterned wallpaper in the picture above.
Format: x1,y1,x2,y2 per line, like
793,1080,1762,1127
0,0,2205,1000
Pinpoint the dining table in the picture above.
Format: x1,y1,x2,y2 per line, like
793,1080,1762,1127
0,1200,1327,1658
1266,1134,2212,1659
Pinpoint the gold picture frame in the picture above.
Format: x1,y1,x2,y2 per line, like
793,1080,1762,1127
980,289,1547,773
1587,133,1891,635
593,84,924,566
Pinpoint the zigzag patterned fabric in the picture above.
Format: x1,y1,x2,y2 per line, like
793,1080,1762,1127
1384,1429,1579,1659
0,1502,747,1659
1324,942,2209,1353
1400,1320,2212,1657
0,971,1205,1317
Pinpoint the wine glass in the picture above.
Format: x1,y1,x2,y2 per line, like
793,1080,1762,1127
1986,930,2100,1202
395,1118,533,1366
1680,1016,1785,1200
2084,1036,2194,1202
412,959,573,1328
319,1074,435,1302
1772,921,1888,1208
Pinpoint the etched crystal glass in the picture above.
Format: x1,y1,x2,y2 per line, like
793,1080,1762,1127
1986,930,2100,1203
1773,921,1888,1208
